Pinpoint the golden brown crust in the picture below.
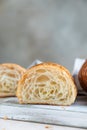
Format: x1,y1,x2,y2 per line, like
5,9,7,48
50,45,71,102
78,60,87,92
1,63,26,74
0,63,26,97
17,62,77,105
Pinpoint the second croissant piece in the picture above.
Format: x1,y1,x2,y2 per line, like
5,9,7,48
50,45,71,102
0,63,26,97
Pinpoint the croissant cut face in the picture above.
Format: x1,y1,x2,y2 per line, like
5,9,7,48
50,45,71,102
17,63,77,105
0,63,26,97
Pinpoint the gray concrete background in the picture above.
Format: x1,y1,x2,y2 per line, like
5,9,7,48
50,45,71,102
0,0,87,72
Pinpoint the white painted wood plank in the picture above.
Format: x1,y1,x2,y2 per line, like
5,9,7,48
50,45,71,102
0,96,87,129
0,96,87,112
0,119,84,130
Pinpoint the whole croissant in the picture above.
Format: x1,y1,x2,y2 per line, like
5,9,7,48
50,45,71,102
78,60,87,92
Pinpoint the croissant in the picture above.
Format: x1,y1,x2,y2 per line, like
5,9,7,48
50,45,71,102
0,63,26,97
17,62,77,105
78,60,87,92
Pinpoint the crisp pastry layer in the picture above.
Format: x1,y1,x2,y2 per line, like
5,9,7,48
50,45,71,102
0,63,26,97
17,62,77,105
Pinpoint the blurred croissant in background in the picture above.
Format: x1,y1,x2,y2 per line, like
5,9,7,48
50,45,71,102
78,60,87,92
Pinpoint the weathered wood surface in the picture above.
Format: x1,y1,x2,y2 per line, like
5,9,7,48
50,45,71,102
0,96,87,129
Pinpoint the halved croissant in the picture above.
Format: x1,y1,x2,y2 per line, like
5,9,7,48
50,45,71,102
0,63,26,97
17,62,77,105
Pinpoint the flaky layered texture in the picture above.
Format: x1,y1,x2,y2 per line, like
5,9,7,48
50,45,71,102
17,62,77,105
0,63,26,97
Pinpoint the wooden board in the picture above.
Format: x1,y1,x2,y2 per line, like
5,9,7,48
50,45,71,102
0,96,87,129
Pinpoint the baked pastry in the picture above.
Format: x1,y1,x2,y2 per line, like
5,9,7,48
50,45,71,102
78,60,87,92
0,63,26,97
17,62,77,105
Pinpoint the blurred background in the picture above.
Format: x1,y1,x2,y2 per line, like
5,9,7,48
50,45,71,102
0,0,87,72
